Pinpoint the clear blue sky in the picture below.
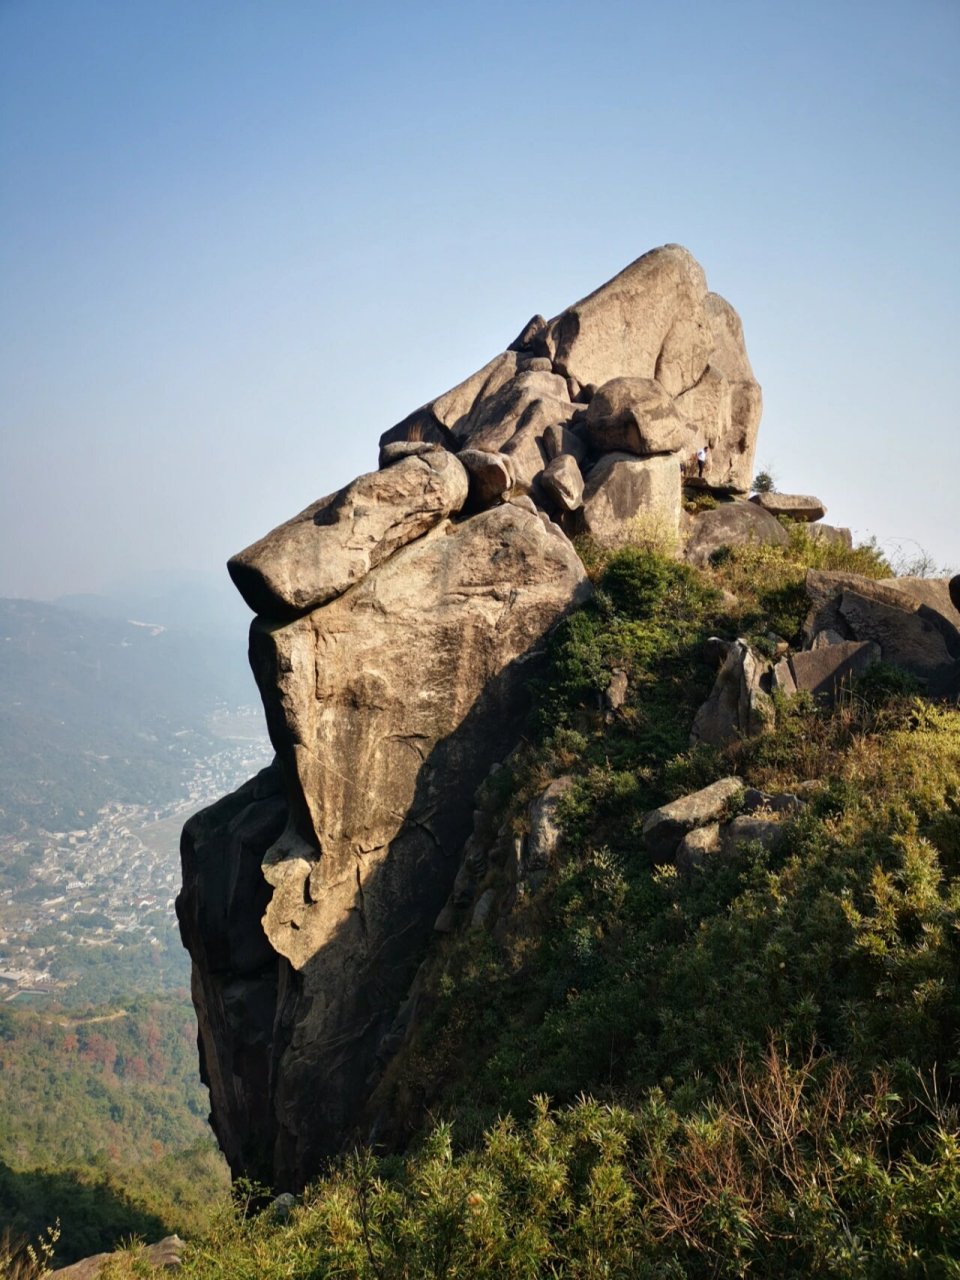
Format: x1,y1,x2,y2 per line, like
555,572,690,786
1,0,957,600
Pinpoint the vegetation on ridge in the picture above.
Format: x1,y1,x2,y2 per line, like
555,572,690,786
12,526,960,1277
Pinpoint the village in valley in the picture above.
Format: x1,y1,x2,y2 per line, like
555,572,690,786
0,713,272,1004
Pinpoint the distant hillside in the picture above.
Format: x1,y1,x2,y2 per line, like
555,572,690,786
0,994,229,1263
0,593,258,835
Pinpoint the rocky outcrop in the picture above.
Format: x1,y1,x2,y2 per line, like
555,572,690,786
182,502,589,1188
51,1236,184,1278
749,492,827,522
804,570,960,687
690,640,773,746
381,244,763,531
178,246,765,1193
642,777,744,861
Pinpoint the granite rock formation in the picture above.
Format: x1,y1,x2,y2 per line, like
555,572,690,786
177,245,765,1190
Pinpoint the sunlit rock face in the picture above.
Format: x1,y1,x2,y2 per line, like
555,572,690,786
178,244,764,1189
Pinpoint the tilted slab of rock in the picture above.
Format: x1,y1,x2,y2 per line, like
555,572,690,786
750,492,827,522
642,777,744,862
683,499,789,568
228,451,469,618
804,570,960,679
581,452,681,547
584,377,696,456
774,640,881,704
240,504,589,1182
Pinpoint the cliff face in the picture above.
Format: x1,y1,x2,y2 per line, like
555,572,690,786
177,244,764,1190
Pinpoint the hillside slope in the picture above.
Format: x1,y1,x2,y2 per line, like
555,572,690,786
95,528,960,1279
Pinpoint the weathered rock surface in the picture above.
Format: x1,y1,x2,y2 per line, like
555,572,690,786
951,575,960,615
219,506,590,1185
675,822,721,874
581,452,681,547
51,1237,185,1278
804,570,960,681
750,492,826,522
541,453,584,512
176,764,287,1184
228,452,469,618
777,640,880,703
546,244,710,393
721,815,785,859
683,500,789,567
690,639,772,746
584,377,696,456
642,777,744,861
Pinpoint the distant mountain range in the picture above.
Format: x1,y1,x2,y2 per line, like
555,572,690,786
0,577,262,836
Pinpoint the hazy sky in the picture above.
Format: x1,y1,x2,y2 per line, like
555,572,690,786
1,0,957,601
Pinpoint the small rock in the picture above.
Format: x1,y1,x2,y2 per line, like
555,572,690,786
506,493,539,514
542,421,587,464
675,822,721,874
517,355,554,372
458,448,515,504
471,888,498,929
270,1192,298,1221
721,815,785,859
541,454,585,512
604,669,628,711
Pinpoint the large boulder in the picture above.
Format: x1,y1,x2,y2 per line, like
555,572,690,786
232,505,590,1184
750,492,827,522
228,451,469,618
584,377,696,456
545,244,710,394
541,453,584,512
683,499,789,567
581,452,681,548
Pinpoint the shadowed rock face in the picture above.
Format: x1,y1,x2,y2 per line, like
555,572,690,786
178,246,765,1191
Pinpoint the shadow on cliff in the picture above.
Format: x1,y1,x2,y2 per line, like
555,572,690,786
0,1157,169,1266
261,633,567,1189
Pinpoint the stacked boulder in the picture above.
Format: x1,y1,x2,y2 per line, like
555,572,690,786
381,244,763,547
178,245,767,1192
